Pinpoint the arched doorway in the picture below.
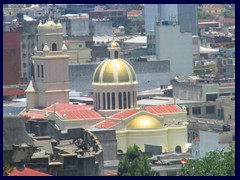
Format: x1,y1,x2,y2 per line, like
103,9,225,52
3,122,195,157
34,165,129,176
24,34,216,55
175,145,182,153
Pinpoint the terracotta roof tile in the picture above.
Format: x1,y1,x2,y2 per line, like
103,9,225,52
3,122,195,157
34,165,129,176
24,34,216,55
58,109,103,120
219,83,235,87
111,109,139,119
22,111,46,119
3,89,25,97
22,103,102,120
145,105,182,114
104,169,118,176
95,120,119,129
8,167,52,176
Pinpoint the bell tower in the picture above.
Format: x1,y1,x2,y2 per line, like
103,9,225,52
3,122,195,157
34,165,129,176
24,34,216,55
25,19,70,109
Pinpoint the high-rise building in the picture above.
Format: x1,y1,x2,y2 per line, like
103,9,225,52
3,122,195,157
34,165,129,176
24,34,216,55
144,4,198,35
155,23,193,76
178,4,198,35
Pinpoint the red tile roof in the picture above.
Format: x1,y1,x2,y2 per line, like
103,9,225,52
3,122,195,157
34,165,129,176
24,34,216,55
22,103,102,120
111,109,139,119
44,103,93,112
219,83,235,87
22,111,46,119
198,19,216,23
95,120,119,129
127,10,143,17
104,169,118,176
57,109,103,120
3,89,25,97
214,42,234,47
145,105,182,114
8,167,52,176
219,18,235,25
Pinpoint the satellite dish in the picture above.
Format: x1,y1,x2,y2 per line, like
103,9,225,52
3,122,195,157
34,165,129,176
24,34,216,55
16,164,25,171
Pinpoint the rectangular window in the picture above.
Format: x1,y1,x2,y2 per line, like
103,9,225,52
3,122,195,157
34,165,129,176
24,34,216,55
206,106,215,114
186,107,189,115
206,94,218,101
37,64,40,77
41,65,44,78
192,107,201,115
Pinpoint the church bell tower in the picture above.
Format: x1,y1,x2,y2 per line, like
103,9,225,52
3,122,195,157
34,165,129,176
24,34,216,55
25,18,70,109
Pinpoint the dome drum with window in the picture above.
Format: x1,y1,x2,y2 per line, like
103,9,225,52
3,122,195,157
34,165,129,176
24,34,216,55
92,41,138,110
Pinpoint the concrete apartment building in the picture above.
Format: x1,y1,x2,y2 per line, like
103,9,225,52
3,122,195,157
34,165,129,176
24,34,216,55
144,4,198,56
155,23,193,76
192,129,234,159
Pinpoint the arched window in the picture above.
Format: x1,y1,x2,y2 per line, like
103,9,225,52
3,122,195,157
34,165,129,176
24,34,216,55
103,93,106,109
114,51,118,58
175,146,182,153
31,63,35,81
123,92,127,109
41,65,44,78
107,92,110,109
52,43,57,51
112,92,115,109
37,64,40,77
132,91,135,107
119,92,122,109
98,92,100,109
128,92,131,108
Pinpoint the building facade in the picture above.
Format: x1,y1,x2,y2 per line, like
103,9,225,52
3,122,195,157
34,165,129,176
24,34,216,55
155,23,193,76
3,32,21,85
25,19,70,109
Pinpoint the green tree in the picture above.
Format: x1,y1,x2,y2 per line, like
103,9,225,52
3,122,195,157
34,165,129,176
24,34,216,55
179,144,235,176
3,162,14,176
198,8,215,19
118,144,155,176
220,9,235,18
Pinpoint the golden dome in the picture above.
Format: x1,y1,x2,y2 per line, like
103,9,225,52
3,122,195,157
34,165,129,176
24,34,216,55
93,59,137,83
126,115,162,129
108,41,120,48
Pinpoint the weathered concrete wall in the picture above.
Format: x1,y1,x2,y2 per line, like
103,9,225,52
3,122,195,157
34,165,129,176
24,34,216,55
90,129,117,161
69,60,172,94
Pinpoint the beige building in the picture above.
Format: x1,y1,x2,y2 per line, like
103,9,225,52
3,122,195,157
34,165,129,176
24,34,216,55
23,40,188,154
64,40,91,64
25,19,70,109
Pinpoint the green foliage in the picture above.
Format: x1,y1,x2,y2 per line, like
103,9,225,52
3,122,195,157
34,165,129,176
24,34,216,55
118,144,155,176
220,9,235,18
198,8,214,19
179,144,235,176
3,162,14,176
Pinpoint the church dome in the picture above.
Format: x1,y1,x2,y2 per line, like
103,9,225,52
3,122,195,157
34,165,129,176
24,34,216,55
126,115,162,129
93,41,137,83
93,59,137,83
108,41,120,48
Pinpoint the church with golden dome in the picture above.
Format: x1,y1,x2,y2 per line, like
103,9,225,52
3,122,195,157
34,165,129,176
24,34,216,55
92,41,138,113
22,20,188,154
